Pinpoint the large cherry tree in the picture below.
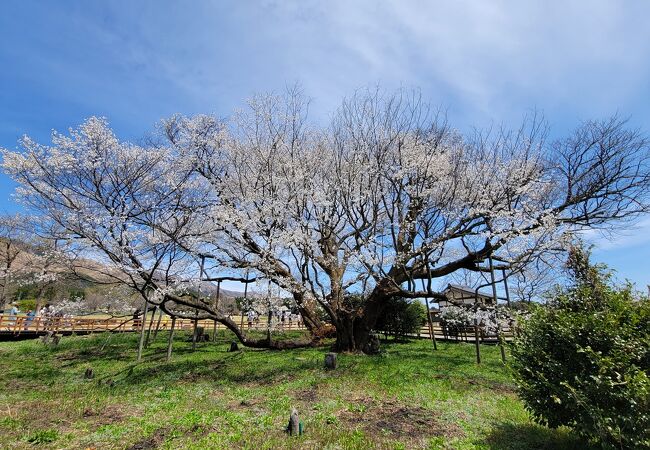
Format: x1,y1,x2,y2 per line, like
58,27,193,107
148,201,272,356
3,89,649,352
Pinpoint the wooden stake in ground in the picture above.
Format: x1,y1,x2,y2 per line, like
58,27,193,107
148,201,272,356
136,300,149,362
166,316,176,362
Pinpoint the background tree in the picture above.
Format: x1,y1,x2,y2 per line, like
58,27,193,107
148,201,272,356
374,297,426,340
0,214,25,311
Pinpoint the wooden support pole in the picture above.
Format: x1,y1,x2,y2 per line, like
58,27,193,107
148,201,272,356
213,281,220,342
191,313,198,351
474,320,481,364
137,300,149,362
497,325,506,364
166,317,176,362
424,298,437,351
152,308,164,341
240,273,249,330
502,268,511,308
489,256,498,306
144,306,157,348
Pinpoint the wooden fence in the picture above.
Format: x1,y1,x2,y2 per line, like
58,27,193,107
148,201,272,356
0,314,512,343
0,314,307,336
411,322,515,343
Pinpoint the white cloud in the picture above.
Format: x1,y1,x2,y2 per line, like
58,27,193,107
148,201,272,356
583,217,650,251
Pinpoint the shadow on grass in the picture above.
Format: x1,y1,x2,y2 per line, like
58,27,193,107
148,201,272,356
482,422,595,450
14,331,518,398
86,333,328,389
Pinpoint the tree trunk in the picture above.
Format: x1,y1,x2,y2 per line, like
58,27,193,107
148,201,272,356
293,293,324,333
332,292,391,353
333,315,358,352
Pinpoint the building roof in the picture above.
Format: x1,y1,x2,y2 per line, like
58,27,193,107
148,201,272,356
443,283,493,300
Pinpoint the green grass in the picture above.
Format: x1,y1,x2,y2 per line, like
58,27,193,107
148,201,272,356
0,331,591,449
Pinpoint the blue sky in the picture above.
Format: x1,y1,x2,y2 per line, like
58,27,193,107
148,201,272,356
1,0,649,290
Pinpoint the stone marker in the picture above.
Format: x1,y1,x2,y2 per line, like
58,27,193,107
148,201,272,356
229,341,239,352
363,334,380,355
287,408,300,436
324,352,337,370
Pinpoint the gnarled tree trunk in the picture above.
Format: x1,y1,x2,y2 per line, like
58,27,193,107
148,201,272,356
332,291,392,353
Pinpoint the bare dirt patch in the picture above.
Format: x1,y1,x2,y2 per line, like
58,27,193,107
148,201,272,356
228,396,264,411
293,386,320,403
466,378,516,395
9,399,76,429
126,427,169,450
82,404,132,425
339,399,464,447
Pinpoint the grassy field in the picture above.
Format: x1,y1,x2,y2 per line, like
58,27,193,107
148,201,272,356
0,331,590,449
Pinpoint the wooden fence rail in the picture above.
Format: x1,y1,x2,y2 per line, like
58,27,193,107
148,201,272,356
0,314,308,336
0,314,512,343
411,323,515,343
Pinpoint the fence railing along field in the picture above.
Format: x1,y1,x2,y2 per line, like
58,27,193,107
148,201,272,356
0,313,513,343
413,323,514,343
0,314,308,336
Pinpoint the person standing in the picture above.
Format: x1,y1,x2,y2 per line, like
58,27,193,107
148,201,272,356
7,302,19,322
24,310,35,330
6,303,19,330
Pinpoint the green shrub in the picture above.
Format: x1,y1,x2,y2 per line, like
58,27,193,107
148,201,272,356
375,297,426,339
16,298,37,311
511,248,650,449
26,429,59,444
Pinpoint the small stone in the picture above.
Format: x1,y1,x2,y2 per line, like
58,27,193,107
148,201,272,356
324,352,337,370
287,408,300,436
363,334,381,355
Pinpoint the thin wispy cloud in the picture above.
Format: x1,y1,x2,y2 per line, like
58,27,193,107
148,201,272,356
584,218,650,251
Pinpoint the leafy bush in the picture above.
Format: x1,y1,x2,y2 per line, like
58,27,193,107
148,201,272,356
26,429,58,444
511,248,650,449
16,298,36,311
375,297,426,338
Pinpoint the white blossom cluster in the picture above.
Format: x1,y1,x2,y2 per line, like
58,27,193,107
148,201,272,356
440,304,514,334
